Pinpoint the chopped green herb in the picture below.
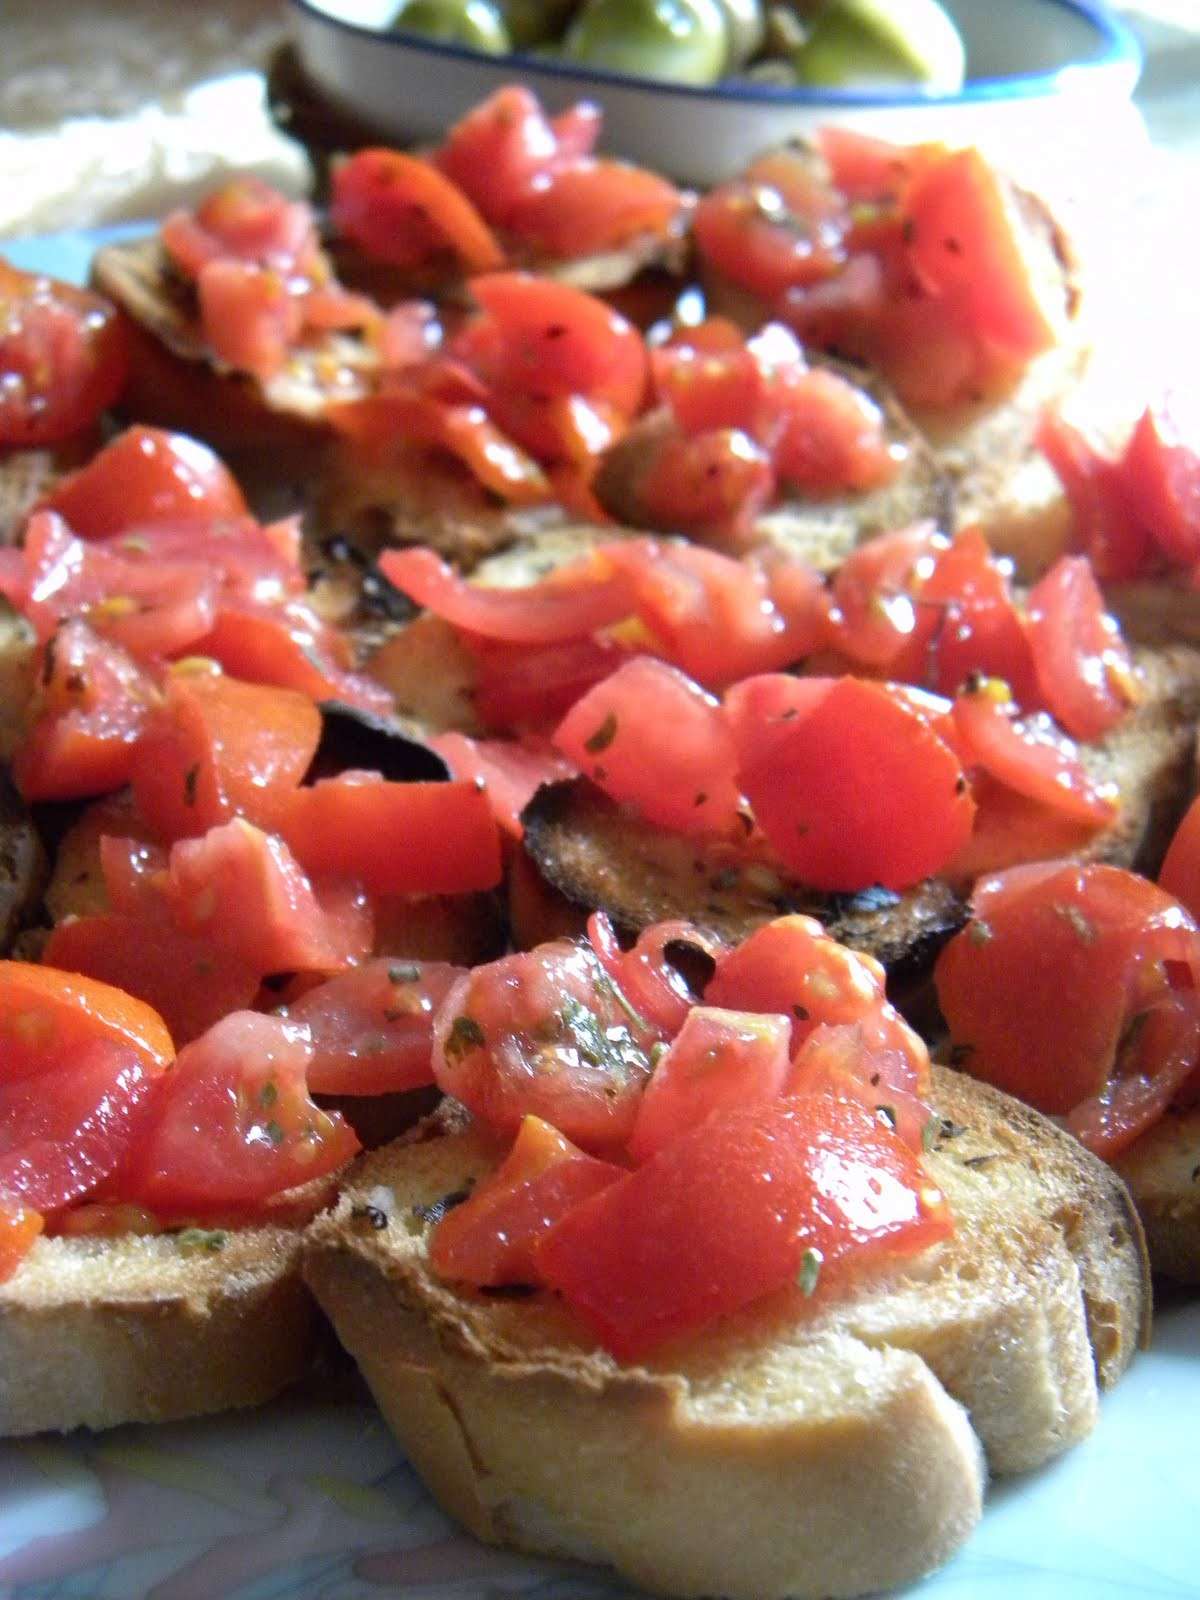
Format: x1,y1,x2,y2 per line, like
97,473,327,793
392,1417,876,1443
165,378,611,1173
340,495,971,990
259,1080,278,1108
922,1114,941,1152
183,763,199,807
1054,902,1097,944
967,919,994,946
584,711,618,754
797,1247,822,1297
444,1014,486,1063
594,969,648,1033
264,1119,285,1146
649,1040,669,1068
175,1228,228,1255
388,963,421,984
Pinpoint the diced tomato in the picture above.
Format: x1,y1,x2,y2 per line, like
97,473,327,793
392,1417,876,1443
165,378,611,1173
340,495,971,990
951,678,1118,826
458,273,648,418
944,770,1101,884
40,426,248,540
43,913,262,1048
828,522,946,669
735,676,975,891
777,251,886,355
162,819,365,976
13,621,155,802
101,517,305,606
429,1115,624,1287
381,545,633,645
285,958,464,1096
1160,794,1200,922
1036,411,1151,581
196,260,303,380
538,1094,951,1360
162,177,319,277
773,366,898,493
785,1020,931,1152
0,1041,161,1214
705,914,884,1044
904,149,1057,363
1119,402,1200,568
936,861,1200,1154
331,148,503,274
12,510,218,661
431,732,576,838
692,169,846,303
627,1006,791,1163
279,774,501,896
0,959,174,1081
586,912,721,1038
908,528,1040,705
635,426,776,545
1025,556,1136,739
0,260,128,447
816,127,924,202
721,674,836,770
433,86,561,226
131,668,321,840
0,1204,43,1284
117,1012,359,1216
431,939,662,1150
193,600,394,715
554,656,745,838
470,634,628,733
504,159,683,258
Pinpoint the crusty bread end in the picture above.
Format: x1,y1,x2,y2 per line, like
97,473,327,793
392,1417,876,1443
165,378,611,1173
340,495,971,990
303,1066,1147,1600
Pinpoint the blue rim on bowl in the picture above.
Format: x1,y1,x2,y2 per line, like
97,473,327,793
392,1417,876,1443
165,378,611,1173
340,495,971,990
287,0,1143,107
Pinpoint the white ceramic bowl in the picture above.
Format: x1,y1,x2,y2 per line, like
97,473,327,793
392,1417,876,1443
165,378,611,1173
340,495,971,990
287,0,1144,193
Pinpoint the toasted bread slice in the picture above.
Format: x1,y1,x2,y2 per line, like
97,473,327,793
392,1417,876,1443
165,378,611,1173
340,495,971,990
0,769,44,956
0,1218,320,1436
303,1066,1147,1600
517,643,1200,970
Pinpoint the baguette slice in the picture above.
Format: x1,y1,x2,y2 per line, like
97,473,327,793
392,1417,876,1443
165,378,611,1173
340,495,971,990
517,644,1200,971
304,1065,1147,1600
0,1218,320,1436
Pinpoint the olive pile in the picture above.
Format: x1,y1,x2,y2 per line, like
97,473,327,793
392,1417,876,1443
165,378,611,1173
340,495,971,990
385,0,967,93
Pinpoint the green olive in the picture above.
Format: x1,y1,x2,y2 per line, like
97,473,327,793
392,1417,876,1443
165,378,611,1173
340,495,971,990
790,0,966,92
562,0,730,86
389,0,512,53
495,0,578,48
714,0,766,68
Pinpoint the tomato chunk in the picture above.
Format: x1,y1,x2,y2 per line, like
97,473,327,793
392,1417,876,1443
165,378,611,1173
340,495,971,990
0,960,173,1081
1025,556,1136,740
40,426,247,539
539,1095,951,1360
118,1012,359,1216
431,733,576,838
429,1116,624,1287
331,148,503,273
1160,794,1200,923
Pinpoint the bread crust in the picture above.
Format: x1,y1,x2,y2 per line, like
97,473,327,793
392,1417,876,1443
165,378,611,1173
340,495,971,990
303,1066,1147,1600
1113,1110,1200,1285
0,1225,317,1436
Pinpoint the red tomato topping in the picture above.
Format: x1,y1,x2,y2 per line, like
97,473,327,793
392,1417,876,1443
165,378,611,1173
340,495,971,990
0,260,128,447
935,862,1200,1155
118,1012,359,1217
13,621,155,803
131,668,321,841
193,599,393,716
161,177,319,278
469,635,628,733
429,1115,624,1288
196,260,303,381
285,958,464,1097
431,939,663,1150
434,86,566,228
331,148,503,274
505,160,683,259
0,1041,161,1215
1119,401,1200,569
627,1006,792,1164
279,774,502,897
1025,556,1137,740
734,676,975,891
1160,794,1200,923
40,426,248,540
431,732,576,838
586,912,719,1038
554,656,744,838
538,1094,951,1360
705,914,882,1039
634,426,776,544
0,960,174,1081
692,162,846,303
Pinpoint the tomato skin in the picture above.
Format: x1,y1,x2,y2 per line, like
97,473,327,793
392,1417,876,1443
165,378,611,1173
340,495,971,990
431,732,576,839
285,958,464,1096
331,148,503,273
705,914,881,1037
459,273,648,418
829,522,946,670
431,939,661,1150
634,426,776,545
13,621,155,803
1025,556,1136,740
0,261,129,447
193,600,394,717
116,1013,360,1217
1120,403,1200,568
772,366,898,494
197,260,303,380
935,862,1200,1153
470,635,628,733
504,160,683,258
434,86,561,228
1036,411,1151,581
279,775,502,897
1160,794,1200,923
0,960,174,1081
538,1094,951,1360
735,677,975,891
586,912,720,1038
693,171,846,303
40,426,247,540
131,668,321,841
429,1115,624,1288
554,656,745,839
627,1006,792,1164
0,1042,161,1214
